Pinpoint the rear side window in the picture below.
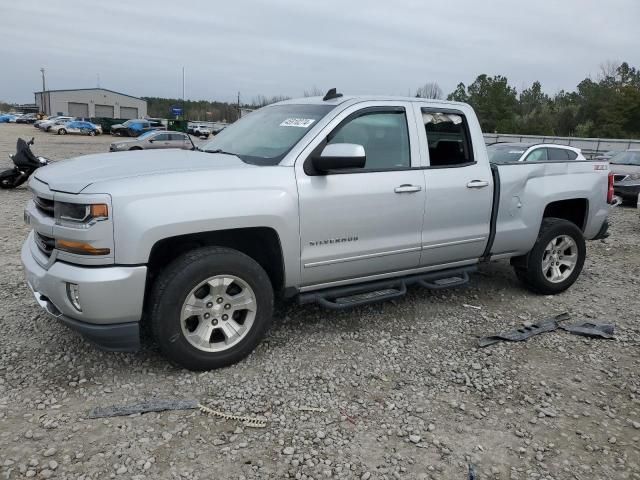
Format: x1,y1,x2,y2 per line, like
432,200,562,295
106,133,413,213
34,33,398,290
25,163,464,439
547,148,570,161
170,133,186,141
524,148,548,162
566,150,578,160
422,109,473,167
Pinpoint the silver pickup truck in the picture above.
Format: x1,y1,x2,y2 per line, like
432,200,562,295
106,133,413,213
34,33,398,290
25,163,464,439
21,91,612,370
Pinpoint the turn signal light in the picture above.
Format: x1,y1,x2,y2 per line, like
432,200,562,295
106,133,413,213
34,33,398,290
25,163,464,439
55,239,110,256
90,204,109,218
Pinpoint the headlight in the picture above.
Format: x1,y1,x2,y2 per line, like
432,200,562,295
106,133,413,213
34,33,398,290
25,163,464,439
54,202,108,228
628,173,640,181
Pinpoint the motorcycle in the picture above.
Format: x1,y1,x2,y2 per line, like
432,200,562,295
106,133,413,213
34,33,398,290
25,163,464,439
0,138,50,189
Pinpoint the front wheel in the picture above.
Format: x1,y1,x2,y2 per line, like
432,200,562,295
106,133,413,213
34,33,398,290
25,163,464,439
149,247,273,371
512,217,586,294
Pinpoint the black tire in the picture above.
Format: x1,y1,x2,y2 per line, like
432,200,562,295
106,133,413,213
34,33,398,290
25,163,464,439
58,129,66,135
512,217,586,294
149,247,273,371
129,146,142,151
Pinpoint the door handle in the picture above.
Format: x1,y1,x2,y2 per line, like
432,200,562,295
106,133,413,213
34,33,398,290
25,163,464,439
466,180,490,189
394,184,422,193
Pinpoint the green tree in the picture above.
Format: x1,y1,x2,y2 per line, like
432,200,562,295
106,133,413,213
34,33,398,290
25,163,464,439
448,75,517,132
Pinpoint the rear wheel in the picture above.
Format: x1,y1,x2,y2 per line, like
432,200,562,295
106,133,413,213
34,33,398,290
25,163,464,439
129,146,142,151
58,129,66,135
512,218,586,294
149,247,273,371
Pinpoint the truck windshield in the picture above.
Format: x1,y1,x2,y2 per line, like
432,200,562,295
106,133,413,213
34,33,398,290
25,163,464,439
487,144,526,163
201,104,335,165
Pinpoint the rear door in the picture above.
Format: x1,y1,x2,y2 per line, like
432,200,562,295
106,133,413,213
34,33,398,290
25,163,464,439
413,104,493,266
148,132,171,149
296,101,426,287
169,133,188,148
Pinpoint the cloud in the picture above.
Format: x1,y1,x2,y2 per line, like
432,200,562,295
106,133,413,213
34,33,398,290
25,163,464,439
1,0,638,103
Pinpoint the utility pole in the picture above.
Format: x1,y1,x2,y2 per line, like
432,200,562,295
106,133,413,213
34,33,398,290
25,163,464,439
40,67,46,115
237,91,241,119
182,67,185,120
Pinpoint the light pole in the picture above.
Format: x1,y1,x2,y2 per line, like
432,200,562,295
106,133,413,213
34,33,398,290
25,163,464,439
40,67,47,115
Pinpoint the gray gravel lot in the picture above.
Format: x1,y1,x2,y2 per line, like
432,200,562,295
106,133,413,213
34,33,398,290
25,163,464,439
1,124,639,480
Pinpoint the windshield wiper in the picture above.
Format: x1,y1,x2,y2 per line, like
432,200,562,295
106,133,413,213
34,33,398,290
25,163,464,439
204,148,237,156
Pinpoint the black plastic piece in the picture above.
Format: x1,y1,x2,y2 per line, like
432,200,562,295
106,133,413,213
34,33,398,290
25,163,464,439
478,313,569,347
323,88,343,101
88,399,199,419
560,321,614,339
57,315,140,352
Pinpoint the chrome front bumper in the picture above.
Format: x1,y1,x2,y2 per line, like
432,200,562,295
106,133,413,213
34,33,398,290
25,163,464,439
21,232,147,351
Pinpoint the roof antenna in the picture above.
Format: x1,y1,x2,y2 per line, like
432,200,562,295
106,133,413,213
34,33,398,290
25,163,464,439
323,88,343,101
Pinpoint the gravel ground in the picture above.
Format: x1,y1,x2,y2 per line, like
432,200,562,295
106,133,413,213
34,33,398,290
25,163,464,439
1,124,639,480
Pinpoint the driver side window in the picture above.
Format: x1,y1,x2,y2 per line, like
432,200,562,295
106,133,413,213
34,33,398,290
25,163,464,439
327,110,410,170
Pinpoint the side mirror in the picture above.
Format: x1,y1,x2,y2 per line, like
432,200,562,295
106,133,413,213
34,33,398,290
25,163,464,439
148,139,155,143
312,143,366,173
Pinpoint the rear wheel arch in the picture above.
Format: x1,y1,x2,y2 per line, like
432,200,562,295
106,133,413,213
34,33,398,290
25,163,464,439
542,198,589,231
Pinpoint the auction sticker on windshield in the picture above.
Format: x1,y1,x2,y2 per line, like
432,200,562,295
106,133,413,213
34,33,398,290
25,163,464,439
280,118,315,128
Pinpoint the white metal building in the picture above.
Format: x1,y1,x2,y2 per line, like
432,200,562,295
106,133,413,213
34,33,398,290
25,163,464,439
34,88,147,119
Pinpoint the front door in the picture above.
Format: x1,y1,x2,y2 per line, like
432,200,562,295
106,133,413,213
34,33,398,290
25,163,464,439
412,104,493,266
296,103,426,287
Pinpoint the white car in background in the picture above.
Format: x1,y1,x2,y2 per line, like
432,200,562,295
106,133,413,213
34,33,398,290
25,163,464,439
49,120,103,136
38,116,75,132
487,143,585,163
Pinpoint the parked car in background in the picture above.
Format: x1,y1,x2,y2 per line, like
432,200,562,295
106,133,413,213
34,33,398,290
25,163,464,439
109,130,193,151
610,149,640,204
0,114,18,123
188,125,211,138
110,119,164,137
34,116,56,128
39,116,75,132
16,113,38,124
50,120,103,136
487,143,585,163
594,149,624,161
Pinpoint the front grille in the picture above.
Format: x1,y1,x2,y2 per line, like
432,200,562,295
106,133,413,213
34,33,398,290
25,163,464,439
34,196,54,217
613,174,628,183
35,232,55,256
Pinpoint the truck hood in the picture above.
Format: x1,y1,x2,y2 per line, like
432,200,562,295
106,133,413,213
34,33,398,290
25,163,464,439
35,149,253,194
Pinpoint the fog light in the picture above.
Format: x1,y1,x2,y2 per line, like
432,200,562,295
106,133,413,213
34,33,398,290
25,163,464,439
66,283,82,312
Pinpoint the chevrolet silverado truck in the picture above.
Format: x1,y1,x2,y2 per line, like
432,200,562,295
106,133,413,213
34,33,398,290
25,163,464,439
21,90,613,370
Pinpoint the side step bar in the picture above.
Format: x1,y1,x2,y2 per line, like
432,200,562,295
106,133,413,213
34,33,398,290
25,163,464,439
298,266,475,310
